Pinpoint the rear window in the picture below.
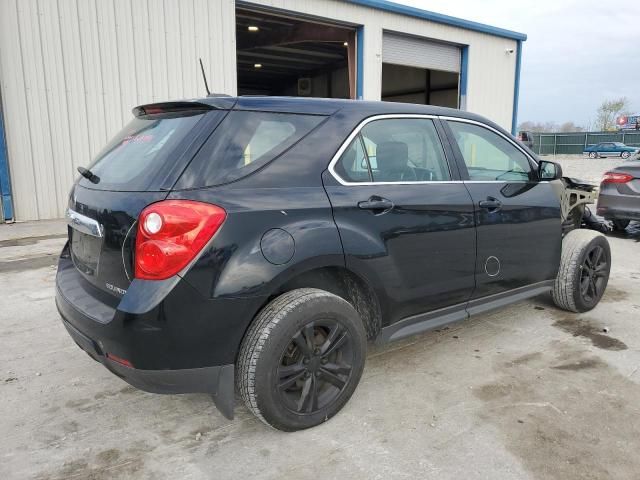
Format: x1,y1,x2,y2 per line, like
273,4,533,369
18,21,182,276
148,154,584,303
176,111,324,188
81,111,210,191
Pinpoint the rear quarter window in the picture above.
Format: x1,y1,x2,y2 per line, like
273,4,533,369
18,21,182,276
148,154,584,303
176,111,325,188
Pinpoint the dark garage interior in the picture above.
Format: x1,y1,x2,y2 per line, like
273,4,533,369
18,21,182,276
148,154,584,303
381,63,459,107
236,7,356,99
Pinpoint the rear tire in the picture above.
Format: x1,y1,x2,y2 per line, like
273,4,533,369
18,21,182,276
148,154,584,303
589,151,597,159
552,230,611,313
612,219,630,231
237,288,367,431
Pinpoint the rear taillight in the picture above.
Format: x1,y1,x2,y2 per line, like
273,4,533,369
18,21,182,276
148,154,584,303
601,172,634,184
135,200,226,280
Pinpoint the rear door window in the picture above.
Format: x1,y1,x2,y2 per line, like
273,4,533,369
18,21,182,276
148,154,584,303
177,111,325,188
82,111,212,191
335,136,372,183
361,118,451,182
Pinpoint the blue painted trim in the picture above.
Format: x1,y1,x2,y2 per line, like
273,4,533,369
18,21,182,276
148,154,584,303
0,97,13,221
459,45,469,110
344,0,527,41
511,40,522,135
356,26,364,99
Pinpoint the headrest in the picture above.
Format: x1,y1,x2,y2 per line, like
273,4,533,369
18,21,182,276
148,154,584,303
376,141,408,172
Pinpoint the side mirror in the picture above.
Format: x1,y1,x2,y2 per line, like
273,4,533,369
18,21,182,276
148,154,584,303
538,160,563,180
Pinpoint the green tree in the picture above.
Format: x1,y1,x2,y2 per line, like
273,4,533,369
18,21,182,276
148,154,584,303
596,97,630,131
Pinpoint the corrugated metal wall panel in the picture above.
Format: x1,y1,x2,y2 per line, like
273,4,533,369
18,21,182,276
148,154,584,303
20,0,59,219
0,0,236,220
39,0,73,216
382,32,460,73
59,0,92,190
0,1,36,218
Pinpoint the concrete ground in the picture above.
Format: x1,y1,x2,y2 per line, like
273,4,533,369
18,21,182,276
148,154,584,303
2,157,640,480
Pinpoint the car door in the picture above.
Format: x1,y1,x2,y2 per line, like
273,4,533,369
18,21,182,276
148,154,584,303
442,118,562,300
599,143,614,157
323,116,476,326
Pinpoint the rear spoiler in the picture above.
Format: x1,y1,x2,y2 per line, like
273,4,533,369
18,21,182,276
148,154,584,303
132,97,237,117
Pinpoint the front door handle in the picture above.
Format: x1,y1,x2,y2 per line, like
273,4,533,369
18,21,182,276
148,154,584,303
358,196,394,213
479,197,502,212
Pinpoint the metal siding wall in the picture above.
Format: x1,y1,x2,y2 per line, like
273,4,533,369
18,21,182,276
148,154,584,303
0,0,236,220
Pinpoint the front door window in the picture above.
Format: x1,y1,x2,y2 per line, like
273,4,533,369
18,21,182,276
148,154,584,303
447,121,533,181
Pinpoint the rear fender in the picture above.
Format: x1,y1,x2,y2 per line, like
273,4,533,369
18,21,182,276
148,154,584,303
172,186,345,299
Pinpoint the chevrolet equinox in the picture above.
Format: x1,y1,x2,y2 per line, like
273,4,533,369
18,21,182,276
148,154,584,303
57,96,611,431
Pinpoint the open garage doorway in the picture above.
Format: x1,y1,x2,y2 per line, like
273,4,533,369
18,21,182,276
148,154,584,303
236,6,357,99
381,32,461,108
381,64,459,107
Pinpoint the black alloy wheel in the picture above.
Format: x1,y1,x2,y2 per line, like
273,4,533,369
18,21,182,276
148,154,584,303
553,229,611,313
277,320,354,415
237,288,367,431
579,244,608,307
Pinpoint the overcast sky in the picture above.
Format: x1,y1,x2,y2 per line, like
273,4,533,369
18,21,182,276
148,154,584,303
395,0,640,127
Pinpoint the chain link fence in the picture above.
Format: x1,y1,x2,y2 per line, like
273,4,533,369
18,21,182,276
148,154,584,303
531,132,640,155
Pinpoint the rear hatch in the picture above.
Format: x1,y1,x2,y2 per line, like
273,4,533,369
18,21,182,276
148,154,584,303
67,102,228,296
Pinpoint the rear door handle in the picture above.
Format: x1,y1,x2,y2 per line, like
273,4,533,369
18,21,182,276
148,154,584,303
479,197,502,211
358,197,394,213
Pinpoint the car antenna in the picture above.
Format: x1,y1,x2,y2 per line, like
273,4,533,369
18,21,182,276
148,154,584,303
199,58,211,96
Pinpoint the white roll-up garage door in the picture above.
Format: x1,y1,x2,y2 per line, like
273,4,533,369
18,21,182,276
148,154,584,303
382,32,460,73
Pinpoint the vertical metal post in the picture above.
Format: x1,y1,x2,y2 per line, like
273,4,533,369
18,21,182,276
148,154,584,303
622,132,625,144
538,135,542,155
426,69,431,105
346,31,357,100
553,134,557,156
511,40,522,135
0,87,14,222
459,45,469,111
356,26,364,100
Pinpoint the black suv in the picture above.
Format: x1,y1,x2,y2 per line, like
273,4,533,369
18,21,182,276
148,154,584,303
57,97,611,431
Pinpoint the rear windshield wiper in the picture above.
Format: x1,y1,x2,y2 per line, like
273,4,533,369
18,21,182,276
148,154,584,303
77,166,100,184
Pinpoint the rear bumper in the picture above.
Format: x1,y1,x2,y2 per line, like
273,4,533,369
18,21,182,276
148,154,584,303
597,208,640,222
55,249,267,419
597,192,640,221
59,314,230,394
